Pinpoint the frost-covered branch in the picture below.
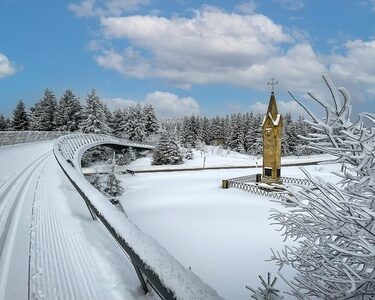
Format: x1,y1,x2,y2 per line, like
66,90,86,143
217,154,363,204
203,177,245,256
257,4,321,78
271,75,375,299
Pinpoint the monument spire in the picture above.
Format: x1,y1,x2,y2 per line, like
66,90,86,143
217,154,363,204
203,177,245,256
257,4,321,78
262,78,283,183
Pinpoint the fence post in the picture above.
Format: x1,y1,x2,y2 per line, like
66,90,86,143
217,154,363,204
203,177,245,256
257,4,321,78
222,180,229,189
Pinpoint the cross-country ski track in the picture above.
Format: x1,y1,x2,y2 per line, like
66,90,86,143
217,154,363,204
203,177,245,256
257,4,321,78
0,142,153,300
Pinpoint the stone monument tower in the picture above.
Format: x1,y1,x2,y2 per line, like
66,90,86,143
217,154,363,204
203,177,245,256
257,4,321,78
262,78,283,183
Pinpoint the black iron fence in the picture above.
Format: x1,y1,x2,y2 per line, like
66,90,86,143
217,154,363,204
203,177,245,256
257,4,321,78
224,173,311,199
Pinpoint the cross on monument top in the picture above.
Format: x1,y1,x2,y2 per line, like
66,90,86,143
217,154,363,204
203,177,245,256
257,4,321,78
267,78,279,93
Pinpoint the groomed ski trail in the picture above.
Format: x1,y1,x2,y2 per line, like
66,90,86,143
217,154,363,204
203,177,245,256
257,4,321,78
0,142,154,300
0,151,52,300
28,154,153,300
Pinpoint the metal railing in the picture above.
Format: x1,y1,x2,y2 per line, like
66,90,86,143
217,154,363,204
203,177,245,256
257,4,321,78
53,134,222,300
228,180,285,199
281,176,311,186
0,131,69,147
226,174,311,199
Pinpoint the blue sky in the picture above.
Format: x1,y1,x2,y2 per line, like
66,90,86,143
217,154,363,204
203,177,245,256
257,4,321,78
1,0,375,118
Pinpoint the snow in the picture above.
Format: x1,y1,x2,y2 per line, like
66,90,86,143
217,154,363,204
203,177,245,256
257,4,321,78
82,146,334,174
54,138,224,299
0,141,157,300
0,137,343,299
261,113,280,126
120,163,341,300
0,141,53,186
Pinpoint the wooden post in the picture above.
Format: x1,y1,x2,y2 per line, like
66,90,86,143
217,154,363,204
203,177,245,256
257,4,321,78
222,180,229,189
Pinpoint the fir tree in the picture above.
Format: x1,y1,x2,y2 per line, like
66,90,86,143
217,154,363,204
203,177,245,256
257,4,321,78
11,100,29,130
91,168,103,191
56,89,82,131
0,114,8,131
80,89,110,134
109,109,124,137
104,165,124,199
123,104,146,141
29,89,57,131
228,113,245,152
181,115,200,148
143,104,159,137
153,131,183,165
127,146,136,161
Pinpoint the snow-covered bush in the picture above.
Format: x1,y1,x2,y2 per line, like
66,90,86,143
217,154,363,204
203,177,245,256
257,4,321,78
81,146,113,167
104,165,124,203
152,131,183,165
116,147,137,166
91,168,103,192
270,75,375,299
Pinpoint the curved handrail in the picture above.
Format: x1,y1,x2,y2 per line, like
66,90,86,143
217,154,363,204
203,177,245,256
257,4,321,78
53,134,223,300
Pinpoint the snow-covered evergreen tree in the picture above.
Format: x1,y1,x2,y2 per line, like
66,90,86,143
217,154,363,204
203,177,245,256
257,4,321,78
11,100,29,130
0,114,7,131
245,113,262,155
281,113,292,155
200,116,211,144
80,89,110,134
143,104,159,137
109,109,124,137
270,75,375,299
104,165,124,199
91,168,103,192
181,115,201,148
122,104,146,141
56,89,82,131
228,113,245,152
153,131,183,165
29,89,57,131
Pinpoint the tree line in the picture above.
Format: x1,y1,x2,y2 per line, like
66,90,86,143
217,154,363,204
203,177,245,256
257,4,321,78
0,89,159,141
1,88,317,156
161,112,318,156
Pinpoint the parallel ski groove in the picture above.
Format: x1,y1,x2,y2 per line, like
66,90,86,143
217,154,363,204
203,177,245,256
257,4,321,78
29,159,102,299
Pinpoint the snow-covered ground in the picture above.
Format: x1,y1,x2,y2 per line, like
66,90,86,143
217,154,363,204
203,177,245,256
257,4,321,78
120,163,341,300
83,146,334,174
0,142,157,300
0,140,342,299
0,141,53,186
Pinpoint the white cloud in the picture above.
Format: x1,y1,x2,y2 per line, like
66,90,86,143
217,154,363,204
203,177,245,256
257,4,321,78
0,53,16,79
104,97,138,110
250,100,306,117
330,39,375,85
104,91,200,118
144,91,200,118
78,4,373,109
68,0,96,17
274,0,305,11
97,7,330,91
328,39,375,103
94,47,150,78
234,1,257,14
68,0,149,17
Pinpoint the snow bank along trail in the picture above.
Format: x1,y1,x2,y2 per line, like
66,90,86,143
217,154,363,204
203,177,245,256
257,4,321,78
0,149,52,300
